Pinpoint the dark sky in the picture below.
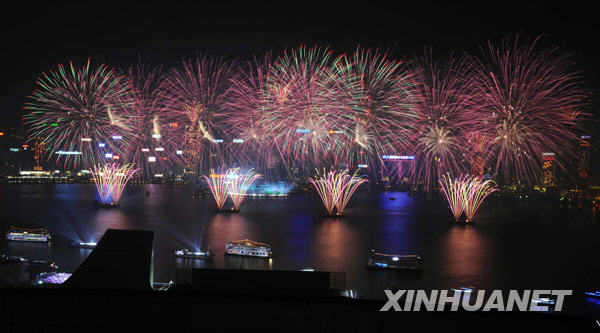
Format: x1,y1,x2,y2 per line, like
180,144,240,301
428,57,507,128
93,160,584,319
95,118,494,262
1,1,598,127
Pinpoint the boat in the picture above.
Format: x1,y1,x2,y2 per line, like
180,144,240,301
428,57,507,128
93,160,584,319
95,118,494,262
225,239,272,258
451,287,475,294
34,272,71,285
584,291,600,298
5,226,51,242
174,248,214,260
366,250,423,270
69,241,97,249
531,297,556,307
0,254,27,264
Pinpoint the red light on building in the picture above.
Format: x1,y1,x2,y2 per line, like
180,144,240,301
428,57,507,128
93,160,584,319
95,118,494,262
112,155,120,160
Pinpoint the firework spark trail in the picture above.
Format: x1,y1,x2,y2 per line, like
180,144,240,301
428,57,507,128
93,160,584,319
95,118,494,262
259,46,357,174
335,170,368,215
23,39,589,190
308,169,338,215
90,163,140,204
123,60,174,177
202,168,230,210
309,169,366,215
24,59,136,168
225,168,262,210
332,47,418,174
467,36,588,183
412,54,475,191
461,176,498,222
440,173,498,222
226,55,284,176
440,173,466,222
160,54,237,175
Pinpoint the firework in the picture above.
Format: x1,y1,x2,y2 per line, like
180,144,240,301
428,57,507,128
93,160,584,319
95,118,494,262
440,173,498,222
335,170,368,215
24,59,136,168
258,46,356,174
332,47,417,175
226,55,284,175
123,60,176,177
202,168,230,210
308,169,339,215
439,173,466,222
461,176,498,222
22,40,589,188
225,168,262,210
160,54,237,175
308,169,366,216
412,54,474,191
467,36,587,183
90,163,140,205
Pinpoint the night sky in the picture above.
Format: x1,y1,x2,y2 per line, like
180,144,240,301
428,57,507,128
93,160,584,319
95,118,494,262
1,1,598,127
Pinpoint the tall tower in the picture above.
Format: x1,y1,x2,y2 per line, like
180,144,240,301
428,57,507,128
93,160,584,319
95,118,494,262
467,133,487,177
542,152,556,187
578,135,591,181
33,139,44,171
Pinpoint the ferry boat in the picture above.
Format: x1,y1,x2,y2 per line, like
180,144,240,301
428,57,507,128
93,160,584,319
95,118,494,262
531,297,556,307
0,254,27,264
69,241,97,249
5,226,51,242
35,272,71,285
451,287,475,295
225,239,272,258
366,250,423,270
174,248,214,260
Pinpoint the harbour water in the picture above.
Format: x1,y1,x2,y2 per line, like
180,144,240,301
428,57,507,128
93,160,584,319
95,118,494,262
0,184,599,301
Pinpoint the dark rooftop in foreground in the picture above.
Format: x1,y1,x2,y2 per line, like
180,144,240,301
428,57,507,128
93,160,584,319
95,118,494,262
63,229,154,290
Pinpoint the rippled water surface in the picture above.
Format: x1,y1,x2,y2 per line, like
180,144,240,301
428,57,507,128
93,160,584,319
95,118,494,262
1,184,599,301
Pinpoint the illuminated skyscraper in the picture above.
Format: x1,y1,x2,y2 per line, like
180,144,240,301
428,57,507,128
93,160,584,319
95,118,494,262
542,152,556,187
578,135,591,181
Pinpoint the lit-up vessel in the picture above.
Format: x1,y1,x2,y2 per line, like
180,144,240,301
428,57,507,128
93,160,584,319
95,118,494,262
584,290,600,298
5,226,51,242
451,287,474,294
0,254,27,264
35,272,71,285
174,248,214,260
366,250,423,270
531,297,556,307
225,239,272,258
69,241,97,249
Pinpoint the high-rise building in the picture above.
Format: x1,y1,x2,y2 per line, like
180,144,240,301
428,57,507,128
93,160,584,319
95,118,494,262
578,135,591,181
542,152,556,187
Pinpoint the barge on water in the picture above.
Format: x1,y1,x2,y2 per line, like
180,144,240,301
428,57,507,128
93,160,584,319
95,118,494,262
174,249,214,260
225,239,272,258
366,250,423,270
5,226,51,242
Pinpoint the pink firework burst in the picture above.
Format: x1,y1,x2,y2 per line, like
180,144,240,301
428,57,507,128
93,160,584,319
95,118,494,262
412,53,475,191
467,36,588,183
160,54,238,175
